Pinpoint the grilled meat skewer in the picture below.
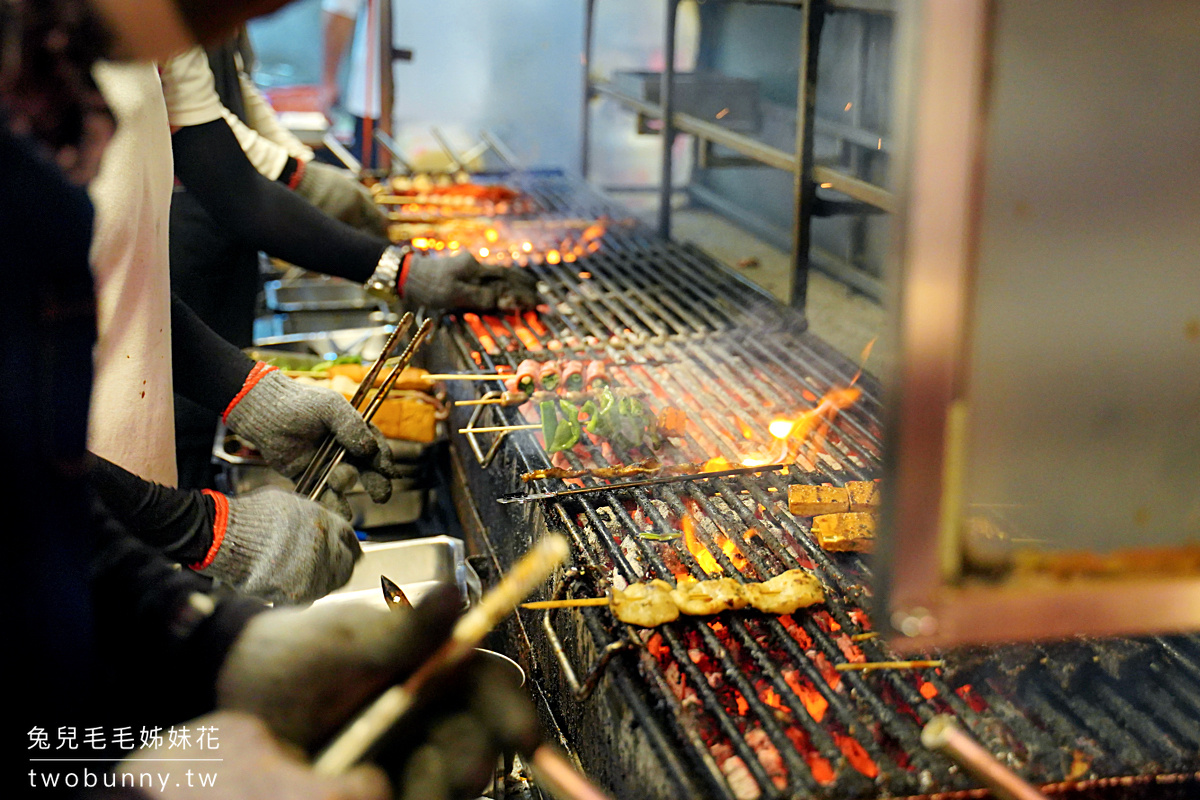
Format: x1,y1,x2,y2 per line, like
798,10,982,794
521,569,824,627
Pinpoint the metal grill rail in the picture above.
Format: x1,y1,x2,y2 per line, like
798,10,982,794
431,173,1200,800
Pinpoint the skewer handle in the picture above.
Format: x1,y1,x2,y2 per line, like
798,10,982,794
520,597,610,610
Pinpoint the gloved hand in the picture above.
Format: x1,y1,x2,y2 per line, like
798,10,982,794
114,710,390,800
224,365,401,511
217,585,540,799
195,486,361,605
401,249,539,312
294,160,391,239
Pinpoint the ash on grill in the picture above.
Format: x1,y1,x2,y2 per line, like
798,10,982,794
430,173,1200,800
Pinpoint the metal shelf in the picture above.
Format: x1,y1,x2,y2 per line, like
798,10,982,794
581,0,893,309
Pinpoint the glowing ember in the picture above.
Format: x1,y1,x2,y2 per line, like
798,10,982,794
919,681,938,700
546,249,561,264
578,271,592,280
485,228,499,243
521,241,533,253
835,732,878,778
782,670,828,722
478,247,489,257
716,107,730,119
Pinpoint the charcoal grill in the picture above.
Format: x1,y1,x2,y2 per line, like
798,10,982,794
421,171,1200,800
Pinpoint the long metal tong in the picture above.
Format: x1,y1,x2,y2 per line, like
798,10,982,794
294,314,434,500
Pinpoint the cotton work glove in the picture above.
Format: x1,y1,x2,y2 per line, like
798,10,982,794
194,486,360,605
217,585,540,800
114,710,390,800
401,250,539,312
223,363,401,511
294,160,390,239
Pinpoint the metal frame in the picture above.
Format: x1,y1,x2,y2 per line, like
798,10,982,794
883,0,1200,651
580,0,896,309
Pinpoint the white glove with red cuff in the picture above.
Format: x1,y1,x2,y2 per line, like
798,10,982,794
193,486,360,605
222,363,401,511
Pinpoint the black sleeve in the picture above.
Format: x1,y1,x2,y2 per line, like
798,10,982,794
87,452,216,565
172,118,389,283
171,291,256,414
88,494,266,724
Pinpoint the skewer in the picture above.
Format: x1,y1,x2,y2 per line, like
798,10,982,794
453,394,527,407
521,597,610,610
423,373,508,381
496,464,787,505
834,660,944,672
459,424,541,434
307,318,435,501
850,632,880,642
294,314,413,496
313,534,613,800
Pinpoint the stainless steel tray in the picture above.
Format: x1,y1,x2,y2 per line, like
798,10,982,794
316,536,481,612
264,278,381,312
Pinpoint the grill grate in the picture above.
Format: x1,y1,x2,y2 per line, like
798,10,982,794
430,172,1200,800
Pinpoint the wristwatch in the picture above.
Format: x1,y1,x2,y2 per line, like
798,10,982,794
364,244,411,302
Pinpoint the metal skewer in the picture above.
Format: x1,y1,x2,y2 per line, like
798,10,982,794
294,314,413,497
307,318,435,501
496,464,787,505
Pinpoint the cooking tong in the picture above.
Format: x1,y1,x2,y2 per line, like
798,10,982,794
293,313,434,500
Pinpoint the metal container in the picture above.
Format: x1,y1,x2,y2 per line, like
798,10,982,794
316,536,481,612
264,278,382,313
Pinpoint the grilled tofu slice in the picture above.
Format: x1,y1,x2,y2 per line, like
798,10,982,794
788,484,850,516
846,481,880,512
812,512,876,553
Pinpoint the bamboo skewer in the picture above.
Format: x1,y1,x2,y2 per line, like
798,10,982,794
459,424,541,434
521,597,611,610
423,373,508,381
835,660,944,672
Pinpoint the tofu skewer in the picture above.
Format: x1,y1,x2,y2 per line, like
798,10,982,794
520,569,825,627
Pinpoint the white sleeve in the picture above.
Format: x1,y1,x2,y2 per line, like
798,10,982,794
238,74,315,163
159,46,225,128
321,0,363,19
221,108,292,181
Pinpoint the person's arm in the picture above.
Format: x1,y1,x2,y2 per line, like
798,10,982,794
174,118,387,282
170,291,256,413
174,118,387,281
238,72,314,161
87,452,216,563
321,1,359,112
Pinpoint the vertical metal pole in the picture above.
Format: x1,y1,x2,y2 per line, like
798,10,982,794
657,0,680,240
377,0,394,172
581,0,596,178
790,0,824,311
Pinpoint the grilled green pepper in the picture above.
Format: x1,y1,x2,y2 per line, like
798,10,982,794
539,400,559,447
549,400,582,452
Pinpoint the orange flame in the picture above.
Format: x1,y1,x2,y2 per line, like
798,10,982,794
768,385,861,445
760,686,786,711
682,515,721,575
734,691,749,716
703,456,733,472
